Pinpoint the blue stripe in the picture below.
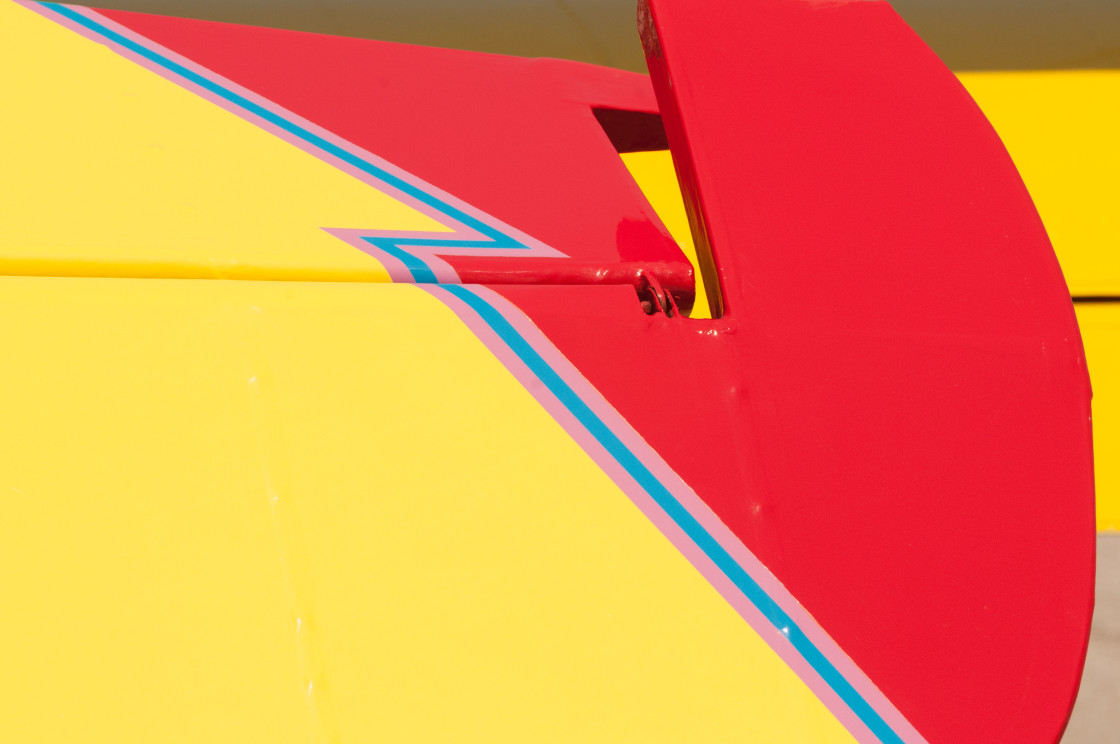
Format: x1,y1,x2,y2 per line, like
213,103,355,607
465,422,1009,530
43,2,530,282
43,4,903,739
440,284,904,744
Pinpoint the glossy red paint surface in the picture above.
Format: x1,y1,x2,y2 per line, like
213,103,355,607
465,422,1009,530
96,4,1095,741
636,0,1094,741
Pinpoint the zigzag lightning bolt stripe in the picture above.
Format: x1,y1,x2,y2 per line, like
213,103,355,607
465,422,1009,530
21,3,927,742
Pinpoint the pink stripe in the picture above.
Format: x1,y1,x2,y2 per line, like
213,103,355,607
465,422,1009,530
429,284,927,744
22,2,921,738
27,1,565,277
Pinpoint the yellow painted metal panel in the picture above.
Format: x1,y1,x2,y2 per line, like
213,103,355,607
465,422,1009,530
957,71,1120,297
621,150,712,319
0,276,855,743
0,0,445,281
1076,303,1120,531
